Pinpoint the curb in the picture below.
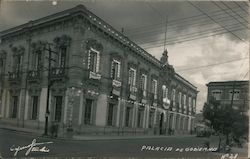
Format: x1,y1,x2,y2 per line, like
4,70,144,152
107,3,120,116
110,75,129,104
0,127,195,141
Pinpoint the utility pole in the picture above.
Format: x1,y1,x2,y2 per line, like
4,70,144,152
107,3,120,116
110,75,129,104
43,43,58,136
230,81,236,109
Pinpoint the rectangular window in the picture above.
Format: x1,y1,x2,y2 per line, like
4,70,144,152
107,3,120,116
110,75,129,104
59,47,66,68
141,74,147,90
14,55,22,73
31,96,38,120
229,90,240,100
137,109,143,128
84,99,93,125
151,79,157,94
33,51,42,70
172,89,176,101
128,68,136,86
111,59,121,80
189,97,192,107
0,58,3,75
125,107,131,127
183,94,186,107
107,103,114,126
11,96,18,118
212,90,222,100
54,96,62,122
148,111,154,128
88,48,100,73
179,92,182,104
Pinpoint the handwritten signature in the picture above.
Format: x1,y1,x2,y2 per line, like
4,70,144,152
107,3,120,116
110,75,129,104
10,139,53,156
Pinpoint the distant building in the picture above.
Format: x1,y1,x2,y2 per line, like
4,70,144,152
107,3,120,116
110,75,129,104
206,81,249,114
0,5,198,136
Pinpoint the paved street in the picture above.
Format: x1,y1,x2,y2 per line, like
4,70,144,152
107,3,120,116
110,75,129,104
0,129,247,158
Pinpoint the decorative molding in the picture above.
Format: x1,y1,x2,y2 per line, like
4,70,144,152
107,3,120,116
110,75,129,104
86,39,103,52
53,34,71,47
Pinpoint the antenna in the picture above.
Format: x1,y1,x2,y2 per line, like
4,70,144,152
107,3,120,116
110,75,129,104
163,15,168,51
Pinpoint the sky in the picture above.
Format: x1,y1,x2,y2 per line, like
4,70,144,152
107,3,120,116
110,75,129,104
0,0,249,113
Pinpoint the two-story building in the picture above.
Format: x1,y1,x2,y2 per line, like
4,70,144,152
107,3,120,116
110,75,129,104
206,80,249,114
0,5,198,136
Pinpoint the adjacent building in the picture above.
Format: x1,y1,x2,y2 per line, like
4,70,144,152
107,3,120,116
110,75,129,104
206,81,249,114
0,5,198,136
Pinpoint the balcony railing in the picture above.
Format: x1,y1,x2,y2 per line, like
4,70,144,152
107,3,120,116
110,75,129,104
50,67,66,79
27,70,41,81
89,71,101,80
8,71,21,83
127,85,137,100
112,79,121,87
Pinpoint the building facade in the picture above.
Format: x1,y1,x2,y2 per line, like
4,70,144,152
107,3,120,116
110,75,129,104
0,5,198,136
206,81,249,114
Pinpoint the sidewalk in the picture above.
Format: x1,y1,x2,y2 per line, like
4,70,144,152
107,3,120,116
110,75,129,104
0,124,195,141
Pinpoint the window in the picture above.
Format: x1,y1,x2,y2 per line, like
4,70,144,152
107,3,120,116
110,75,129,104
148,111,154,128
229,90,240,100
11,96,18,118
31,96,38,120
137,109,144,128
189,97,192,107
125,107,131,127
172,89,176,101
84,99,93,125
162,85,169,103
33,51,42,70
212,90,222,100
141,74,147,91
13,55,22,73
107,103,114,126
183,94,186,106
0,58,3,75
151,79,157,95
128,68,136,86
54,96,62,122
179,92,182,104
58,47,66,68
193,99,196,111
88,48,100,73
111,59,121,80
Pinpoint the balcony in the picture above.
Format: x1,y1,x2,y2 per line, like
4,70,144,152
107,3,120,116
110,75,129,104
27,70,41,82
112,79,121,87
138,89,147,103
8,72,21,84
50,67,66,80
89,71,101,80
111,79,121,96
149,92,157,106
127,85,137,100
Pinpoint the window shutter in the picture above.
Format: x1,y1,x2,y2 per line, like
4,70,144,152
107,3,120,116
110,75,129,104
111,60,114,78
96,53,100,72
117,62,120,78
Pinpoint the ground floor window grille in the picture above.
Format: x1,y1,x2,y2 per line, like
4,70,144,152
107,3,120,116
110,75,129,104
148,111,154,128
84,99,93,125
125,107,131,127
31,96,38,120
11,96,18,118
54,96,62,122
137,108,144,128
107,103,115,126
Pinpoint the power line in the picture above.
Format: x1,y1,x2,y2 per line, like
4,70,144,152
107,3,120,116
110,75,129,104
234,1,249,15
176,57,248,72
125,5,247,32
220,1,249,25
135,22,245,46
142,27,246,50
188,1,246,42
128,14,248,39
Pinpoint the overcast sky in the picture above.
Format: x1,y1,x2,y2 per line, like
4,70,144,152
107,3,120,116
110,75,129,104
0,0,249,112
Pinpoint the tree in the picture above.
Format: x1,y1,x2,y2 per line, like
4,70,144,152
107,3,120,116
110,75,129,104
203,97,248,150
